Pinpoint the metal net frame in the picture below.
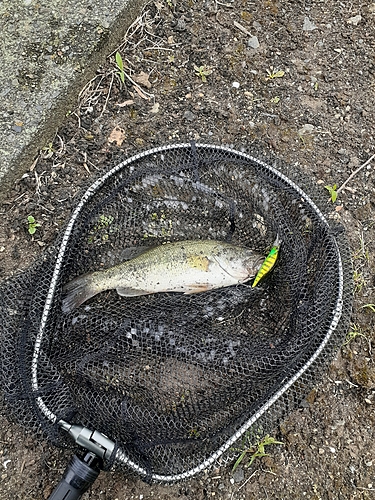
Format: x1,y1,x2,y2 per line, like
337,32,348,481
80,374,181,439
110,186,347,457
0,143,353,483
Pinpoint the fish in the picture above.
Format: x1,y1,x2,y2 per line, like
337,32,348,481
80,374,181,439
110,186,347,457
252,235,281,288
62,239,265,313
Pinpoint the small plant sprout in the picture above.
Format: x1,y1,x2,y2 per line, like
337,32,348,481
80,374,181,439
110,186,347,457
343,323,367,346
270,96,280,104
194,65,213,83
324,184,338,203
27,215,41,235
41,142,55,159
232,434,284,472
266,69,285,80
115,52,125,85
353,270,366,294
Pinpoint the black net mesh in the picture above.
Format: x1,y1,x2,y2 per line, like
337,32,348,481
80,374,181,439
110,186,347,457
0,143,352,481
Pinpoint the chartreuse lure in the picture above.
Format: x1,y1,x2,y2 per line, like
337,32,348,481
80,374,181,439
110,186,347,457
252,235,281,287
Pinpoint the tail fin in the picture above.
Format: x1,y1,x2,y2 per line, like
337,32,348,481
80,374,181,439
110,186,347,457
62,273,99,313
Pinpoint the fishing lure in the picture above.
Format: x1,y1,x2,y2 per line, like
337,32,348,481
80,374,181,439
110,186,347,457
252,235,281,287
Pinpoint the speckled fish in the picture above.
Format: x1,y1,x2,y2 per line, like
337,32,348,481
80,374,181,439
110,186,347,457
252,235,281,288
62,240,265,313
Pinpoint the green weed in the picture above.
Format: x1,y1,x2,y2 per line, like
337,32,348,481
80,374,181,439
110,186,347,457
232,434,284,472
41,142,55,158
353,270,365,294
115,52,125,85
266,69,285,80
194,65,212,83
27,215,41,235
324,184,338,203
344,323,367,345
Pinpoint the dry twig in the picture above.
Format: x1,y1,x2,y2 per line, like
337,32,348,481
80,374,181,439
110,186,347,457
336,153,375,194
98,72,115,118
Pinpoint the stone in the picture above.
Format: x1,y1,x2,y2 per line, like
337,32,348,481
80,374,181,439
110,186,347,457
298,123,315,135
183,110,196,121
347,14,362,25
303,16,318,31
247,35,260,49
0,0,149,200
232,466,245,483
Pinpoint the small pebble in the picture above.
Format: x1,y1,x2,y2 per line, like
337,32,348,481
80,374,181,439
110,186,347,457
232,81,240,89
303,16,318,31
150,102,160,114
347,14,361,25
298,123,315,135
247,35,259,49
183,110,196,121
232,466,244,483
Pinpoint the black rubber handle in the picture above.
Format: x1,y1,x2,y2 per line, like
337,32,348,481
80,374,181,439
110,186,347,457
48,453,101,500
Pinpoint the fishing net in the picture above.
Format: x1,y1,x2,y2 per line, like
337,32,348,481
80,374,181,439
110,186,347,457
0,143,352,484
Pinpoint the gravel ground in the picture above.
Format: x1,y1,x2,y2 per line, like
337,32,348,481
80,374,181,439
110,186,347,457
1,1,375,499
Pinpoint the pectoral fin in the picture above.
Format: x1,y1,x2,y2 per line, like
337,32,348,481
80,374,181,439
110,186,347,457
183,284,211,294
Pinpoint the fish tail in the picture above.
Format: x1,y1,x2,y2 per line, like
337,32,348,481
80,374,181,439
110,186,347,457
62,272,100,313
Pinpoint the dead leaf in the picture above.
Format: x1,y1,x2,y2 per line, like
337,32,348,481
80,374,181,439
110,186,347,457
133,85,149,100
117,100,135,107
108,126,126,146
133,71,152,89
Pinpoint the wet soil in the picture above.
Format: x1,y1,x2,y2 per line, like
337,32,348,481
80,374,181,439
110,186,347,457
1,1,375,499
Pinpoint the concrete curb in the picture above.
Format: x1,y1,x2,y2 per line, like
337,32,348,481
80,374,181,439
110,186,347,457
0,0,148,200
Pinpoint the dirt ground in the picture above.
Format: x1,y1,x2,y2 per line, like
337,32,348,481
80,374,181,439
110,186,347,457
1,0,375,498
